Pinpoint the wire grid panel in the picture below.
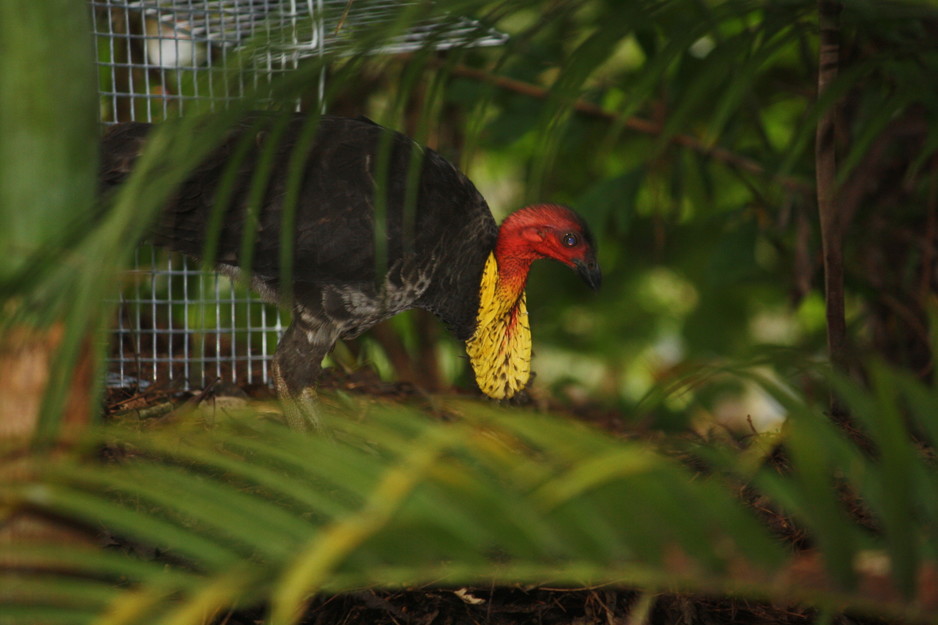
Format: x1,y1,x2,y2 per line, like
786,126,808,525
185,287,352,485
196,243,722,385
92,0,507,123
112,0,508,57
110,248,284,389
91,0,307,390
92,0,323,121
92,0,507,390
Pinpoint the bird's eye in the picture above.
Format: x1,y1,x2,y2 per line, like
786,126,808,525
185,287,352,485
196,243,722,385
562,233,579,247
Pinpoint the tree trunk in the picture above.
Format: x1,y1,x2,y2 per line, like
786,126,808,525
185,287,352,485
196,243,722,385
0,324,95,444
0,324,96,560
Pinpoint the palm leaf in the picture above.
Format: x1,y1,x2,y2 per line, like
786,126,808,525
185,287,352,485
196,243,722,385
6,377,938,624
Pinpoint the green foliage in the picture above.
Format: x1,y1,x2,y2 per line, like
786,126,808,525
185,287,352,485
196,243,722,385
696,360,938,604
5,0,938,623
0,0,102,433
5,364,938,624
0,0,99,290
449,0,938,409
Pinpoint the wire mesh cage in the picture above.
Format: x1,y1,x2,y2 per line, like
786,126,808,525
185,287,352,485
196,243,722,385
91,0,507,391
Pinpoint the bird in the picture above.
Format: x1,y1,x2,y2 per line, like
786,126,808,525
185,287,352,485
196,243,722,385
100,113,601,427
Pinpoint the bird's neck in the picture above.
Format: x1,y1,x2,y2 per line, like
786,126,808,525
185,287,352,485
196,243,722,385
493,223,539,299
465,251,533,399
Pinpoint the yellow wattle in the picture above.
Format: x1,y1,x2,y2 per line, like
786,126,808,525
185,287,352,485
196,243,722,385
465,252,532,399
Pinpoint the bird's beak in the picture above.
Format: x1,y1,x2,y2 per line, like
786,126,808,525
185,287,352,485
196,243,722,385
574,257,602,290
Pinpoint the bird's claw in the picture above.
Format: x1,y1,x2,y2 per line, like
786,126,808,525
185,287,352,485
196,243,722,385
280,387,322,431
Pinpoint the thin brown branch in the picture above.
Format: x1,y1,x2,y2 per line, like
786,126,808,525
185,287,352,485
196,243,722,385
442,61,814,196
816,0,848,416
920,156,938,303
335,0,354,36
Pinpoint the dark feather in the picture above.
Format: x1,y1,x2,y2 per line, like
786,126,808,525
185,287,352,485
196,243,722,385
100,114,497,342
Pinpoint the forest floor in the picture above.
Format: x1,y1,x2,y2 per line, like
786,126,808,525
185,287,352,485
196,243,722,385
103,367,874,625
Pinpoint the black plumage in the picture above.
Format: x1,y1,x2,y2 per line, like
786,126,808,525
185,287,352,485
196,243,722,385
101,114,498,424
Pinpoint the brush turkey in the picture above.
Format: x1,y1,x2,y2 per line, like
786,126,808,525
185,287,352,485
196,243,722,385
100,114,601,426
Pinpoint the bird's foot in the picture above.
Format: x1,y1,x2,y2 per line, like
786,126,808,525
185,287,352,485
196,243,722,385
280,387,323,432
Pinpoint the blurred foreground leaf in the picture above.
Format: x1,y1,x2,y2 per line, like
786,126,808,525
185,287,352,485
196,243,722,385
4,379,938,624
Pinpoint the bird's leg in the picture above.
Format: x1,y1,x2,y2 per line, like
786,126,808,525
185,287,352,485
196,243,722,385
272,312,339,431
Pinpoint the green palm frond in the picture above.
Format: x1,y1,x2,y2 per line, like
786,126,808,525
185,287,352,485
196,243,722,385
5,370,938,624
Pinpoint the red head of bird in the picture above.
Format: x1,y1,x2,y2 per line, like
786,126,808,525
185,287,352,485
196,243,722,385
467,203,601,399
